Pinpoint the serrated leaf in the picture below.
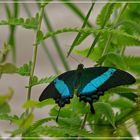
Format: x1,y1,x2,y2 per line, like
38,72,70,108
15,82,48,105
17,61,32,76
29,75,56,87
97,53,127,69
96,3,121,27
0,63,17,74
0,16,38,29
94,102,115,128
42,126,93,137
0,114,20,125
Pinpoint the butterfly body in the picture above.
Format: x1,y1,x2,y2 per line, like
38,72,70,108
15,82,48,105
39,64,136,114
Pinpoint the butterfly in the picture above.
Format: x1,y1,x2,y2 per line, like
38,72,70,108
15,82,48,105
39,64,136,121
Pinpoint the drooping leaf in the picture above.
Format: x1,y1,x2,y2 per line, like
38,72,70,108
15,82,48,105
0,88,14,104
0,63,17,74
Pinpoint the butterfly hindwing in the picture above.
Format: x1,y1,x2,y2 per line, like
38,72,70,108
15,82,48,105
39,70,77,107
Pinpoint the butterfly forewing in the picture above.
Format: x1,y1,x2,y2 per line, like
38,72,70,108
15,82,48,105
39,70,77,107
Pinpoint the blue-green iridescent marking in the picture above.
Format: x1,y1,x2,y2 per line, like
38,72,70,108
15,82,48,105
81,68,116,94
54,78,70,97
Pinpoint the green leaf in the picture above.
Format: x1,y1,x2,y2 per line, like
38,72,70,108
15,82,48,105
97,53,127,69
0,63,17,74
42,126,93,137
0,43,10,63
0,88,14,104
108,87,140,94
0,102,10,114
0,114,20,125
17,61,32,76
114,125,132,137
20,113,34,128
133,111,140,135
22,99,54,109
94,102,115,128
117,92,138,102
29,75,56,87
110,97,135,110
96,3,121,27
0,16,38,29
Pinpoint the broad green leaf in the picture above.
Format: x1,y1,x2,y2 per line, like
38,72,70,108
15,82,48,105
0,63,17,74
94,102,115,128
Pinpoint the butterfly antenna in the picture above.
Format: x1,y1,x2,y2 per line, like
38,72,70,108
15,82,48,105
56,107,61,122
69,55,81,64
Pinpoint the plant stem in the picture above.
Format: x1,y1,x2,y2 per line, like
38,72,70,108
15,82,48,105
26,5,44,115
101,3,128,58
23,3,59,74
80,113,88,129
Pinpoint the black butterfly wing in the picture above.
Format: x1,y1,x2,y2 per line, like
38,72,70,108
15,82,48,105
39,70,77,107
77,67,136,113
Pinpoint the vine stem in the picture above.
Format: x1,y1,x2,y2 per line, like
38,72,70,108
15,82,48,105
26,5,45,115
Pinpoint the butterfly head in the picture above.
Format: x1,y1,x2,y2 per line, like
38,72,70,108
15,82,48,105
77,64,84,70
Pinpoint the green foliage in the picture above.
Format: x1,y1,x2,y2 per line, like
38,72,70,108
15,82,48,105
0,63,17,74
0,1,140,140
0,14,39,29
17,61,32,76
